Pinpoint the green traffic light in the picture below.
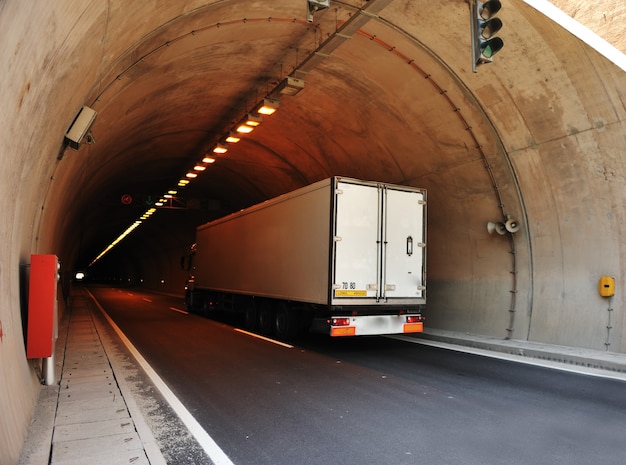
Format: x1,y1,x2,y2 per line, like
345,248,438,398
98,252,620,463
481,37,504,59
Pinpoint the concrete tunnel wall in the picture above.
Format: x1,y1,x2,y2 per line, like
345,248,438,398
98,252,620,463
2,0,626,463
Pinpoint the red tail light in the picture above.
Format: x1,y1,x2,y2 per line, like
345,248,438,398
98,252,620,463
406,315,424,323
331,317,351,326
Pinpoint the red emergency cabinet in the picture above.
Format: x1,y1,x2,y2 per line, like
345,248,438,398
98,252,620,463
26,254,59,359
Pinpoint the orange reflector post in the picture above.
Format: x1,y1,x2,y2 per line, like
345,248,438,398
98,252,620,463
403,322,424,333
331,326,356,337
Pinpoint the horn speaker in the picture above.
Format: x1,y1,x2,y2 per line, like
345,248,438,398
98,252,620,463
505,218,521,233
487,221,506,235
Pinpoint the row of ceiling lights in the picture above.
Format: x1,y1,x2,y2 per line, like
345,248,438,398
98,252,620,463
88,77,305,267
86,0,388,269
175,102,276,190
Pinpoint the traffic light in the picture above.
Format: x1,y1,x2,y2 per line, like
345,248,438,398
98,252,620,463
471,0,504,72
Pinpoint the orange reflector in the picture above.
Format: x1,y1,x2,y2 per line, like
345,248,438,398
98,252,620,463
331,326,356,337
403,322,424,333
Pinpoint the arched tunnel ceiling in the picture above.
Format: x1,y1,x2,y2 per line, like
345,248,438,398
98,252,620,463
38,0,623,282
59,0,506,272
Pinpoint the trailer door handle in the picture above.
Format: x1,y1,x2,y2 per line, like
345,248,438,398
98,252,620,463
406,236,413,256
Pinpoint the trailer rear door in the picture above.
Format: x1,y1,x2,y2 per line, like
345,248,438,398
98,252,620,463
332,179,426,306
381,186,426,303
332,180,381,301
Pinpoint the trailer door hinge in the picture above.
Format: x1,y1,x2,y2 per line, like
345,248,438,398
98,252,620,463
334,236,342,242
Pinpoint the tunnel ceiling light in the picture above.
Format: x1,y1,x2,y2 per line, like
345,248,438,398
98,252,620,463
167,190,177,195
235,123,254,134
255,98,279,115
224,132,241,143
212,143,228,154
272,76,305,97
236,114,262,134
244,113,262,126
194,164,207,171
202,156,216,164
186,172,198,178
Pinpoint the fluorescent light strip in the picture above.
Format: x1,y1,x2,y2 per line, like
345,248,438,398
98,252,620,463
90,93,287,268
89,208,157,266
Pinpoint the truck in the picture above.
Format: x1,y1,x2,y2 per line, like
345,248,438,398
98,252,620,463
184,176,426,340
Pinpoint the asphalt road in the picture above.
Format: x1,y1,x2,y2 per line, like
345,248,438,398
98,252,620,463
90,287,626,465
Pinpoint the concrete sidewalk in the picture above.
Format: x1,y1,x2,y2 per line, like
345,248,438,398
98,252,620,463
18,290,626,465
414,329,626,376
19,290,168,465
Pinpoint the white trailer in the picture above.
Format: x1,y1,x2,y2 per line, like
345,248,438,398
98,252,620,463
185,177,426,339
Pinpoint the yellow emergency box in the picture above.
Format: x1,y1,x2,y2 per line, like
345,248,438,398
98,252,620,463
598,276,615,297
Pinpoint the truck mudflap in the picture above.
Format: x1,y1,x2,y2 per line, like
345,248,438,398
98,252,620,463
326,314,424,337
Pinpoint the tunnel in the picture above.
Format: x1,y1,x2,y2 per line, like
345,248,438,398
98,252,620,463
2,0,626,462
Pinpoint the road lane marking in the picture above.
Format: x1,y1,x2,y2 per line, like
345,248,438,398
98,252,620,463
88,291,235,465
234,328,294,349
142,298,153,303
169,306,189,315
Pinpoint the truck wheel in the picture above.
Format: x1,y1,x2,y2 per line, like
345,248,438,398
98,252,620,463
258,302,275,335
275,304,299,341
185,292,194,313
244,300,257,331
187,291,202,314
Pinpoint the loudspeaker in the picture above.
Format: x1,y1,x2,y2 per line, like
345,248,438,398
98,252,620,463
65,106,97,150
487,221,506,235
505,218,521,233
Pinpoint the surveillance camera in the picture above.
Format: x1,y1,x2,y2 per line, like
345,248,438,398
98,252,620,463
65,106,97,150
306,0,329,23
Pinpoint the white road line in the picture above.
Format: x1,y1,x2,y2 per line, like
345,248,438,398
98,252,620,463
234,328,294,349
142,297,152,303
88,292,235,465
169,306,189,315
